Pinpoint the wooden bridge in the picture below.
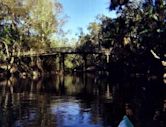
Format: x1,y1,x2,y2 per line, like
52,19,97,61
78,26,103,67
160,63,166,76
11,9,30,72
18,47,106,56
17,47,165,73
13,47,112,72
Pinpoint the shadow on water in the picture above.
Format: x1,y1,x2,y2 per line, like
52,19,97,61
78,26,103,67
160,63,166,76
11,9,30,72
0,74,166,127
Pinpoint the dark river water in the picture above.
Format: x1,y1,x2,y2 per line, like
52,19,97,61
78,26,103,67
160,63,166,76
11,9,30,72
0,74,166,127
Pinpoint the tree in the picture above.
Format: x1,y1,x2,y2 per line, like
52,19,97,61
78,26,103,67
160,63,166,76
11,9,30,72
0,0,64,52
0,0,29,61
0,0,65,76
97,0,166,75
109,0,129,10
24,0,64,50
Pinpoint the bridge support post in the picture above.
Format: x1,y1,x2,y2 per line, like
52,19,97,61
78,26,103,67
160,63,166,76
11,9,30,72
106,54,110,63
59,53,65,73
58,54,61,71
104,48,112,63
83,54,87,72
62,53,65,72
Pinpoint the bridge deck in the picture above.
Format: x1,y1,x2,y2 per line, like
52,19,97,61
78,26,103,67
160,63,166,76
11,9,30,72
13,47,104,57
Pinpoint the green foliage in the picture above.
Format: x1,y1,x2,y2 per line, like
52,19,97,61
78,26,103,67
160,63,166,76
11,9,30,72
75,0,165,74
102,0,166,58
0,0,64,63
109,0,129,10
76,22,101,53
65,55,75,69
27,0,60,47
0,0,66,76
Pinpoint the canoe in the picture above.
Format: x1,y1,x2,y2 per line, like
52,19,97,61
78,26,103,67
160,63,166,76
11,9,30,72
118,115,134,127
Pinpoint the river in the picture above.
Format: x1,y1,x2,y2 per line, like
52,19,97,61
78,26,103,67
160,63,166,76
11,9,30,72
0,73,166,127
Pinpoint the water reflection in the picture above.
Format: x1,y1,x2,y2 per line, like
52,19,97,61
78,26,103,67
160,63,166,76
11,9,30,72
50,98,103,127
0,74,166,127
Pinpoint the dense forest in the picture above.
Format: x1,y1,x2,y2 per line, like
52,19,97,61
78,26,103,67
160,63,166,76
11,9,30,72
0,0,166,79
0,0,64,78
76,0,166,78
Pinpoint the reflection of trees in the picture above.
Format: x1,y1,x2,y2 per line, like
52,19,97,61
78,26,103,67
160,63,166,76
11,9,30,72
0,77,19,127
0,77,57,127
109,78,166,127
77,76,166,127
0,74,166,127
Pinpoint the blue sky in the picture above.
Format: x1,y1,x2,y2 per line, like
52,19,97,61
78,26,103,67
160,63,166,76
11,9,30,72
59,0,117,39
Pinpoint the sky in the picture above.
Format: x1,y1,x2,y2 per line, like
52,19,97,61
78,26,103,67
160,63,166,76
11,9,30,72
59,0,117,40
